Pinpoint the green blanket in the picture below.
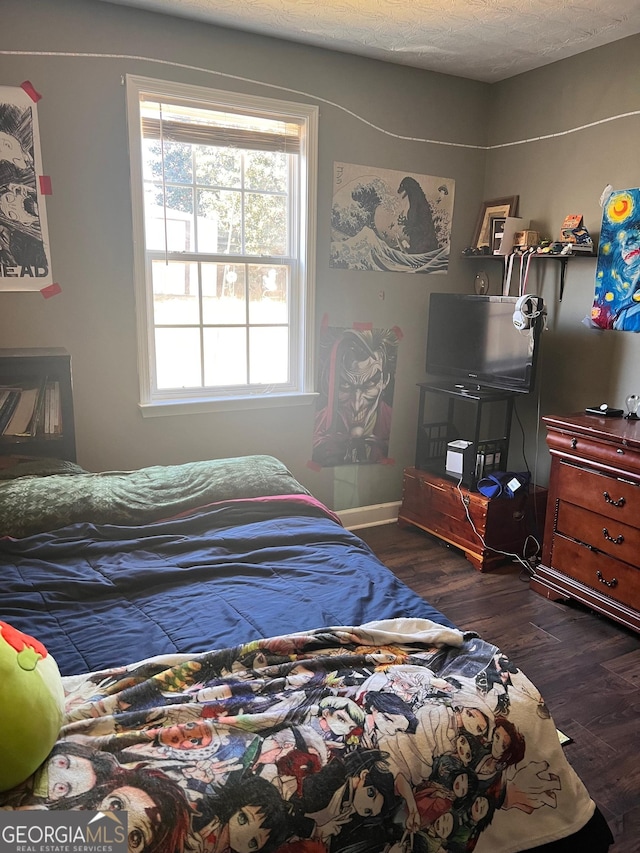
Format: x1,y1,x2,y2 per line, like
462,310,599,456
0,455,310,538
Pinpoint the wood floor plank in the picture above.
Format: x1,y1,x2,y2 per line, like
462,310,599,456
601,647,640,687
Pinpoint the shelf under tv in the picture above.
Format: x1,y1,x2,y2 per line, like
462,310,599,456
422,377,520,401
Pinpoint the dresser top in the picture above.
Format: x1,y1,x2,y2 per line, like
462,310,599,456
543,412,640,450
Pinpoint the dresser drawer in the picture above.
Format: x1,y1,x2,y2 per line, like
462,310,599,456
556,500,640,563
555,462,640,525
547,429,640,477
550,535,640,610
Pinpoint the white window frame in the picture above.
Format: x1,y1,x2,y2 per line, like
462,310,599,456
125,75,318,415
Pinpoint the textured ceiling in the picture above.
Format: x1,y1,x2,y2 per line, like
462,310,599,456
97,0,640,82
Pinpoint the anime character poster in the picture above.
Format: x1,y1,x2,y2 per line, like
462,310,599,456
0,85,53,290
313,325,398,467
330,162,454,274
591,187,640,330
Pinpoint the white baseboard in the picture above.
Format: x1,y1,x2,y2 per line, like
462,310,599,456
338,501,401,530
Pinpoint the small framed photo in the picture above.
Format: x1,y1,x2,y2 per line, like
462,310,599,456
491,217,506,254
472,196,519,249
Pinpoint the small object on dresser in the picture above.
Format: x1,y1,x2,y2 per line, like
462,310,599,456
585,403,624,417
625,394,640,419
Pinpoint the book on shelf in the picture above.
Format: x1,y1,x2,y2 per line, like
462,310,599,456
28,378,49,437
3,385,41,436
0,389,13,415
0,378,55,438
0,389,21,435
44,380,62,436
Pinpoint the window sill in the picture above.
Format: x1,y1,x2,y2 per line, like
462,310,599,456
138,391,318,418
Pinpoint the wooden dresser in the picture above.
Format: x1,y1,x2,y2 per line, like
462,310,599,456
531,413,640,633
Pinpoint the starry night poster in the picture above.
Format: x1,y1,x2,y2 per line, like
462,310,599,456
591,187,640,331
330,162,455,274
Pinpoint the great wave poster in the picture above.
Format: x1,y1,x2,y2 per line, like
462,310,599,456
330,162,454,274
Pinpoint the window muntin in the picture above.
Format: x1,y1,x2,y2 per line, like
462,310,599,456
127,76,317,409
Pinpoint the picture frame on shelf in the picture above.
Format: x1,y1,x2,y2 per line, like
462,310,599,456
472,196,519,249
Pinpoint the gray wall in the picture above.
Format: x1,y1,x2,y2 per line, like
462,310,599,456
1,0,639,507
485,37,640,483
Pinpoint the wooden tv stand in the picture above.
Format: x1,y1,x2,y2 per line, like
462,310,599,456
531,413,640,633
398,467,547,572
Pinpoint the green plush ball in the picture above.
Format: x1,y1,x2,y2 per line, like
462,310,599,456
0,621,65,792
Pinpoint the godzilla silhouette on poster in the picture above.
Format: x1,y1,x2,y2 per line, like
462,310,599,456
330,162,455,274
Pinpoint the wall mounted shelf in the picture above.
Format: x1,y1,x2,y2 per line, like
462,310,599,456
461,253,597,300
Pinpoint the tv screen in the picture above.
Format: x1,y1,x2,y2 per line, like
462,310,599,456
425,293,543,394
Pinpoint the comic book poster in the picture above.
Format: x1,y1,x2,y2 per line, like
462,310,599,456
591,187,640,331
312,325,398,466
0,85,53,291
330,162,454,274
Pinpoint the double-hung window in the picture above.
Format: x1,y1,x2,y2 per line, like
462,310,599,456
126,76,318,413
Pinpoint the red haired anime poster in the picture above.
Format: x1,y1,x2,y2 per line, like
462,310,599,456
591,187,640,330
312,326,398,467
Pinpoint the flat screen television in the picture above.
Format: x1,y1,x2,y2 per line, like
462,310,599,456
425,293,543,394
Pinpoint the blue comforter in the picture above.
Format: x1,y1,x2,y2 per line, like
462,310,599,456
1,495,453,675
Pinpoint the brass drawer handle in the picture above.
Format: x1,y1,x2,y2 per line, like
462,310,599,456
602,528,624,545
603,491,626,507
596,570,618,588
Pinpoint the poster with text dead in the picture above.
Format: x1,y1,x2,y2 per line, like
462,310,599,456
0,85,53,290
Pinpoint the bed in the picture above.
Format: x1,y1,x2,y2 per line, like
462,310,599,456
0,454,613,853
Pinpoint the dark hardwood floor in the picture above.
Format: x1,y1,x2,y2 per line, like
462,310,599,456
357,521,640,852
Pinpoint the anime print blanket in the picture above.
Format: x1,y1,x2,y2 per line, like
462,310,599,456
0,619,594,853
